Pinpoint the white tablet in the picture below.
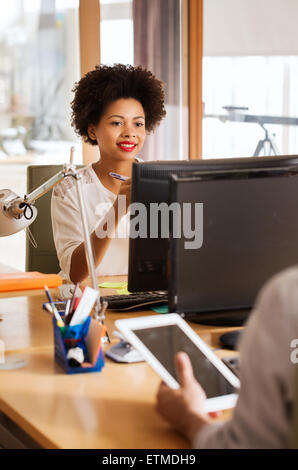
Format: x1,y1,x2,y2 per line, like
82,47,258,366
115,313,240,413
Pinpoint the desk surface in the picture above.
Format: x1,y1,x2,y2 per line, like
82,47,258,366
0,278,240,449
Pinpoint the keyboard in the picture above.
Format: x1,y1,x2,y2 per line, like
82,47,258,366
100,291,168,311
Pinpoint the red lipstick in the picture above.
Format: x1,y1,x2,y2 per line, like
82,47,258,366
117,141,137,152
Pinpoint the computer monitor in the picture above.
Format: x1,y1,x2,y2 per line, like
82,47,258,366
128,155,298,293
168,161,298,324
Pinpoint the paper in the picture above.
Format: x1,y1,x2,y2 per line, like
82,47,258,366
69,286,98,326
116,288,131,295
98,281,128,289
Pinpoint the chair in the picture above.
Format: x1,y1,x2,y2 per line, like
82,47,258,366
290,368,298,448
25,164,83,274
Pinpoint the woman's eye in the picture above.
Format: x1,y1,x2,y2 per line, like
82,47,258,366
112,121,122,126
135,122,144,127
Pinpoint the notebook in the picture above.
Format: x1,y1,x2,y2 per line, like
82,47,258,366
0,271,62,292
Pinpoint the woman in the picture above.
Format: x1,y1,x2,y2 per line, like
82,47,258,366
51,64,166,283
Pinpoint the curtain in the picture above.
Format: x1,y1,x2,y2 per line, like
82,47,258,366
133,0,182,161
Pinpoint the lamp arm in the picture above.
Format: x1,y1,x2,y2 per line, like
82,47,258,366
28,164,106,324
25,169,66,205
26,164,106,322
5,166,70,219
2,160,108,333
72,170,104,321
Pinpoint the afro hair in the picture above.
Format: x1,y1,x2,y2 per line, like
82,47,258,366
71,63,166,145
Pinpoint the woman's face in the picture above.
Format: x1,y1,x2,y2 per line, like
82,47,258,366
88,98,146,162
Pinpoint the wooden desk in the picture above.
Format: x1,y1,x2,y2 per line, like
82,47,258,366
0,283,240,449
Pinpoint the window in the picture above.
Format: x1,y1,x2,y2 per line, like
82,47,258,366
202,0,298,159
100,0,134,65
0,0,80,270
100,0,188,161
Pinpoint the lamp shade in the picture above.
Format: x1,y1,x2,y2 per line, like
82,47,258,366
0,189,37,236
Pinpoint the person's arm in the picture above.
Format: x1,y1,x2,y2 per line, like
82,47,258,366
69,179,131,284
157,267,298,449
156,352,211,442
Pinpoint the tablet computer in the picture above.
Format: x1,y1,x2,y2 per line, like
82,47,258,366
115,313,240,413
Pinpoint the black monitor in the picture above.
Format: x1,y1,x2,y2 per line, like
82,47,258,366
128,155,298,294
168,161,298,324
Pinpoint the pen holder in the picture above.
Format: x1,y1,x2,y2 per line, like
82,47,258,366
53,316,105,374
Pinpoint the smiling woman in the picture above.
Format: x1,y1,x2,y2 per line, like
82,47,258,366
51,64,166,283
88,97,146,165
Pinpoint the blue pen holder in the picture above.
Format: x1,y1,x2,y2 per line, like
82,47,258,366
53,316,105,374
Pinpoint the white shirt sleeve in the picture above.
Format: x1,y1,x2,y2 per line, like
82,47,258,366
193,266,298,449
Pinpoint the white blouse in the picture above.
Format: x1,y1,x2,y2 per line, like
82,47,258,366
51,164,130,279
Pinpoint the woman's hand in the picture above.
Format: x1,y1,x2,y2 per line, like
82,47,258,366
116,178,131,213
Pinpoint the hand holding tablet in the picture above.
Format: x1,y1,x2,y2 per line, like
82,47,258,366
115,313,240,413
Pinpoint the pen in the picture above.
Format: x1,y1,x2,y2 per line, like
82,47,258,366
64,299,71,318
65,298,80,326
109,172,129,182
68,283,79,315
44,285,65,328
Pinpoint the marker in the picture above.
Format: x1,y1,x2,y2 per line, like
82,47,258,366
65,283,79,319
44,285,65,328
109,172,129,182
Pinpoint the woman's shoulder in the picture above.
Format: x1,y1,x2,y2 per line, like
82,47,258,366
52,165,97,200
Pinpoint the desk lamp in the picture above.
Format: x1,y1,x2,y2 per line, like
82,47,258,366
0,147,108,369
